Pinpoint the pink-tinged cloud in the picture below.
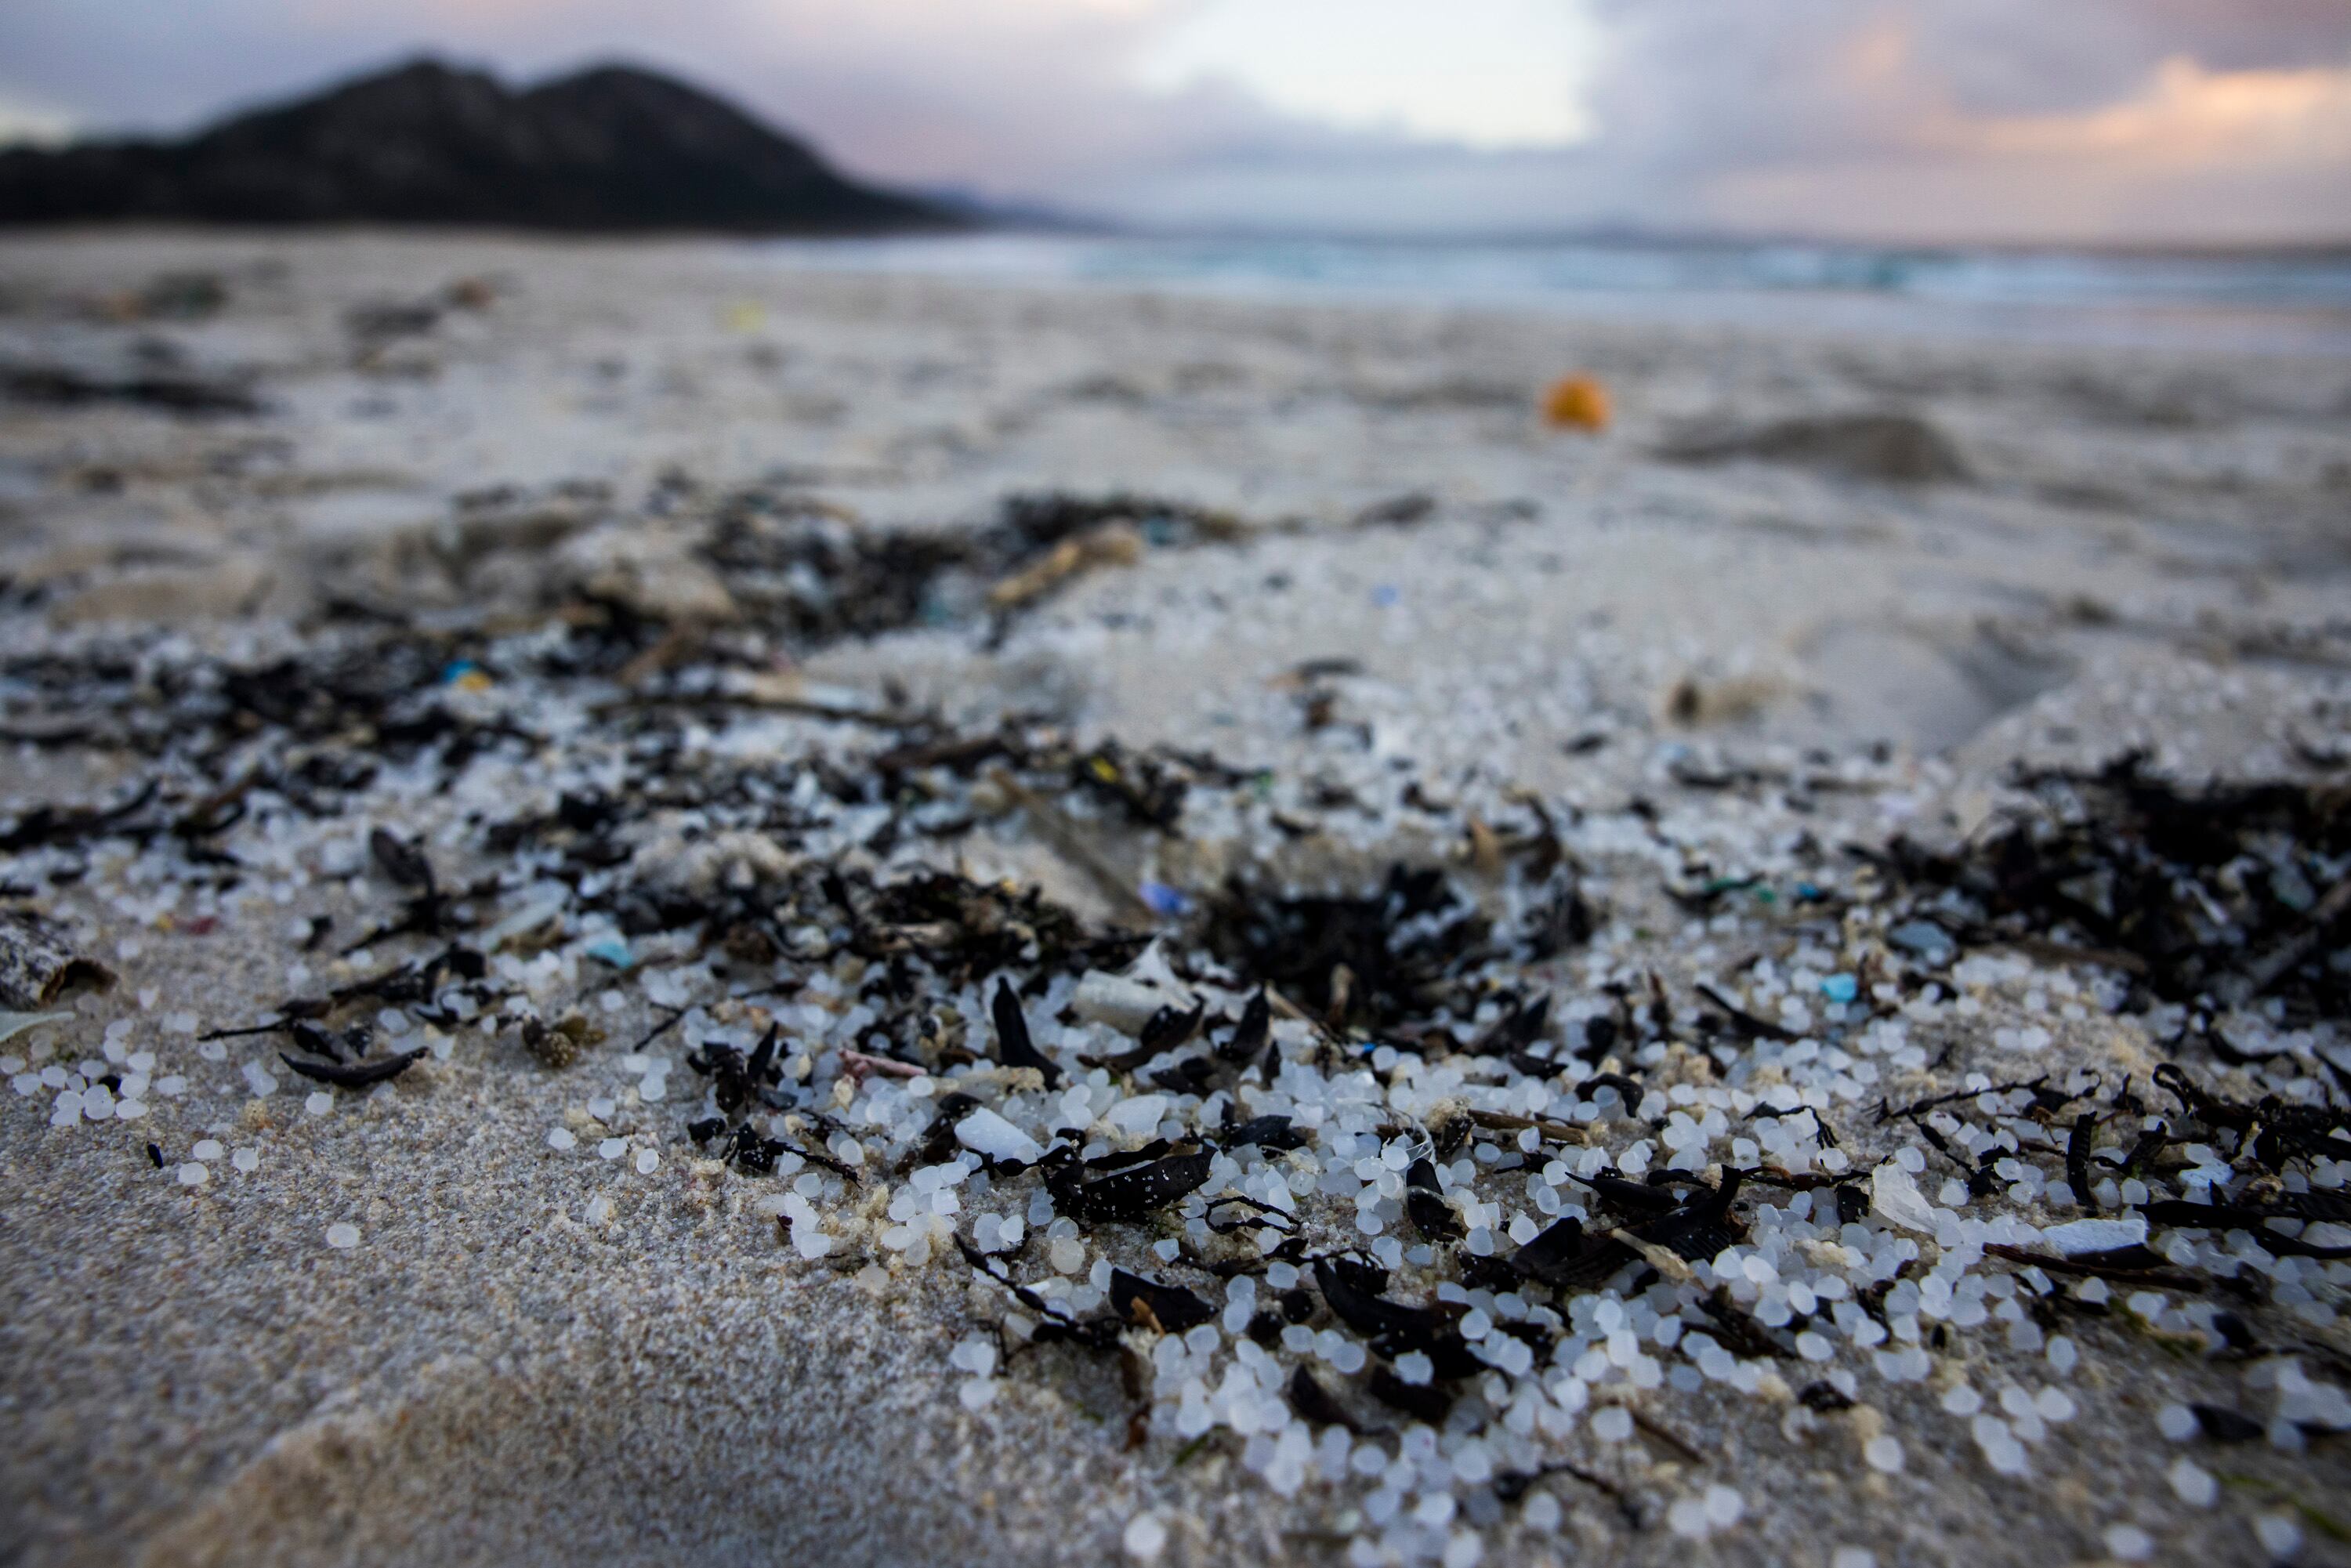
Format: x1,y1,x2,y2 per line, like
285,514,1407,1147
1,0,2345,242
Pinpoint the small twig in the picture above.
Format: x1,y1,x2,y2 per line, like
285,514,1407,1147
2233,876,2351,1001
1983,1242,2200,1289
627,1007,687,1053
1263,983,1351,1059
1617,1403,1706,1464
1467,1107,1587,1145
841,1047,925,1082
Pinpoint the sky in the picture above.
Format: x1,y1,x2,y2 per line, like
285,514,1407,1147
0,0,2346,244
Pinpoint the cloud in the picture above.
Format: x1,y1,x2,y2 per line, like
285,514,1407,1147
1,0,2345,242
1565,1,2351,241
1135,0,1599,149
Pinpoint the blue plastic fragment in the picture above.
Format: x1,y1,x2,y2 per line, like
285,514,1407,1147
1820,973,1859,1004
1139,880,1190,917
584,936,634,969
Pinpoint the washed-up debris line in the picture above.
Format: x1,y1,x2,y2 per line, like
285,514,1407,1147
1869,752,2351,1024
3,602,2346,1568
697,487,1252,646
1,360,263,416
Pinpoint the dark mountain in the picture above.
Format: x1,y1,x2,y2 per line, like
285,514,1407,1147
0,58,956,233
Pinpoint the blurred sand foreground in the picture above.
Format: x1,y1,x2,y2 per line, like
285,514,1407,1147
0,234,2347,1567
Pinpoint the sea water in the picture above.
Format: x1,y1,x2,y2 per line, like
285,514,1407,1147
763,230,2351,357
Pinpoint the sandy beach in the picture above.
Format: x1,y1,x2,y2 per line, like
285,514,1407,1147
2,231,2347,1568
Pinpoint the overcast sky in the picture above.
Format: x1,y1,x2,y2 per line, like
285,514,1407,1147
2,0,2346,244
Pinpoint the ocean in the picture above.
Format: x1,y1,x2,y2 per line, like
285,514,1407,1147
763,231,2351,357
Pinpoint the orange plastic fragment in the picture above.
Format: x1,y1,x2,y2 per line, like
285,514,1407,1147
1541,375,1611,432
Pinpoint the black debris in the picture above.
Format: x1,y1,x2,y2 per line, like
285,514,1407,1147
1367,1364,1454,1424
1796,1381,1855,1412
1876,755,2351,1022
1404,1158,1464,1243
1108,1269,1215,1334
1287,1364,1367,1432
2190,1404,2266,1443
1221,1113,1309,1153
277,1044,430,1088
990,977,1063,1088
1045,1150,1212,1224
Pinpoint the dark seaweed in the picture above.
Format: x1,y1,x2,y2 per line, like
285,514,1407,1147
1469,994,1551,1056
1404,1158,1464,1242
1109,1269,1215,1333
1367,1364,1455,1424
990,977,1063,1088
1698,1290,1795,1360
1695,982,1799,1042
1796,1381,1855,1412
1216,988,1272,1069
1311,1255,1480,1374
368,827,436,893
1876,755,2351,1021
1220,1113,1308,1153
1202,1193,1300,1236
2154,1064,2351,1171
688,1025,784,1114
1046,1150,1212,1224
1288,1364,1369,1432
2,362,261,416
1511,1216,1633,1291
277,1044,429,1088
2190,1404,2266,1443
1202,866,1493,1034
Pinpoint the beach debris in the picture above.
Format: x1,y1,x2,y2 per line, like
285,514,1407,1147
1661,672,1784,728
1657,411,1966,482
1874,752,2351,1019
956,1106,1045,1164
9,541,2349,1568
1,361,261,416
345,299,443,343
1045,1146,1212,1224
0,1010,74,1047
1312,1255,1479,1375
999,491,1247,552
1403,1157,1464,1241
91,270,229,323
1351,492,1436,528
1869,1162,1938,1233
278,1044,430,1089
1287,1364,1367,1432
1201,866,1494,1035
987,520,1143,611
0,911,112,1009
520,1012,598,1069
2040,1215,2149,1255
1109,1269,1214,1333
1541,374,1611,431
990,978,1063,1087
695,488,1249,649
